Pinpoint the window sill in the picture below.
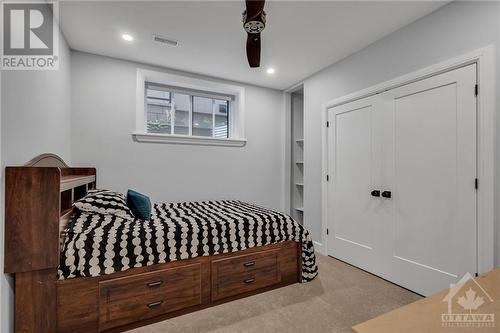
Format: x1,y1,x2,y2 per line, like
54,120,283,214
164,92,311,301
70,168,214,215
132,132,247,147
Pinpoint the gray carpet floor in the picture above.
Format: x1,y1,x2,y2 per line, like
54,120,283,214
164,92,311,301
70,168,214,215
130,254,421,333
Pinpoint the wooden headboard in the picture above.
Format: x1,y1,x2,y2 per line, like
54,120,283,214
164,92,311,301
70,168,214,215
25,153,70,168
4,153,96,274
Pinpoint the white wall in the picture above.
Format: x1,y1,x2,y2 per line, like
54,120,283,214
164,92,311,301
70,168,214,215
0,29,72,333
1,44,72,165
70,51,286,211
302,1,500,266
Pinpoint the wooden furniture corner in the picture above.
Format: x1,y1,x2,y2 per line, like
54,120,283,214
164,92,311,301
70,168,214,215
4,154,96,333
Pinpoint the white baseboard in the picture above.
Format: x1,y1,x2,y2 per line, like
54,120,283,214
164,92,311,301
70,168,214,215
313,241,325,255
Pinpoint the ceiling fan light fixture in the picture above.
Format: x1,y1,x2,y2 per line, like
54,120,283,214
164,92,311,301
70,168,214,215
243,10,267,34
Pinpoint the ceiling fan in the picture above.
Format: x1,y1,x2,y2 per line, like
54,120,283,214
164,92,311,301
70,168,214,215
242,0,266,68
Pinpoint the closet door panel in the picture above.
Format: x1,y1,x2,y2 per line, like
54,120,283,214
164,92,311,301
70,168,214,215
393,84,458,270
386,64,477,295
327,96,383,273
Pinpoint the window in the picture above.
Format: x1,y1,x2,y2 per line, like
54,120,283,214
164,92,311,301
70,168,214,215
145,83,231,139
134,69,246,147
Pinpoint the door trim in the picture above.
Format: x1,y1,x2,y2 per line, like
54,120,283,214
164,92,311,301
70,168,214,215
321,45,496,274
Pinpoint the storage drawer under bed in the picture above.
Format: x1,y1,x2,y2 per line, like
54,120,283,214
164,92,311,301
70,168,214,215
211,248,282,301
56,242,299,332
98,263,202,331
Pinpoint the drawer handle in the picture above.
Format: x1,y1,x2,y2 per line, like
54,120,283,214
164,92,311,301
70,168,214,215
147,280,163,288
243,261,255,267
147,300,163,308
243,277,255,284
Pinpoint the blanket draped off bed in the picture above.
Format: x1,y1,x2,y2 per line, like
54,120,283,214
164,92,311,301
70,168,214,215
58,200,318,282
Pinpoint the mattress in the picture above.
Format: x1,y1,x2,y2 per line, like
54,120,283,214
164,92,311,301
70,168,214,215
58,200,318,281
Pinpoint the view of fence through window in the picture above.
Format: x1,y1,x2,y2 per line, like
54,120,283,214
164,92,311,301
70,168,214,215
145,83,230,138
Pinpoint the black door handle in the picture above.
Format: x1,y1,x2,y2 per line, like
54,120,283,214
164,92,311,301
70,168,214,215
371,190,380,197
381,191,392,198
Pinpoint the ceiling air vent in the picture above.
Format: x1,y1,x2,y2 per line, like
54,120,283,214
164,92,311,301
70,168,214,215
152,34,179,47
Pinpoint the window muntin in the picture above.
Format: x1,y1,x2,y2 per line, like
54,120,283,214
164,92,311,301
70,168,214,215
145,82,231,138
173,93,190,135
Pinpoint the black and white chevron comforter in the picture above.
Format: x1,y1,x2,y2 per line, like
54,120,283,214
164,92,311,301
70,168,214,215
58,200,318,282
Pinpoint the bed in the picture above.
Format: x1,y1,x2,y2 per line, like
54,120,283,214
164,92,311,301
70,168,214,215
5,154,318,333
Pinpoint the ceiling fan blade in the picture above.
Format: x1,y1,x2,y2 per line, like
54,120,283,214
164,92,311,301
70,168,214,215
243,0,265,68
246,33,261,68
245,0,265,20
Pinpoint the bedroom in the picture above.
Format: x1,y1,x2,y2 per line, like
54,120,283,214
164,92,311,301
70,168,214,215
1,1,499,332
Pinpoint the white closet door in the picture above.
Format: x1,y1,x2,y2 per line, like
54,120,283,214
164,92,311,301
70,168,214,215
383,64,477,295
327,64,477,296
327,96,385,274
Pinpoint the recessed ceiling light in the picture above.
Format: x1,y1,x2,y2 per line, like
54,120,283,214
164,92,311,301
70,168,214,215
266,68,275,74
122,34,134,42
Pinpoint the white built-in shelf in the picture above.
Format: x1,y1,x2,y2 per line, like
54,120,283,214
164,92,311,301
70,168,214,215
296,183,304,187
296,161,304,164
295,207,304,212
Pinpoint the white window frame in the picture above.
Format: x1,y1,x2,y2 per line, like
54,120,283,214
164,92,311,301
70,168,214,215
133,68,246,147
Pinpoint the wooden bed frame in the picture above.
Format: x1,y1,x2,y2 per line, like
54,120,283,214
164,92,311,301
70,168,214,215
4,154,301,333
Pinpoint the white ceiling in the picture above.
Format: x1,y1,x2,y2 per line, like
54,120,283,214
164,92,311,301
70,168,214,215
60,1,447,90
